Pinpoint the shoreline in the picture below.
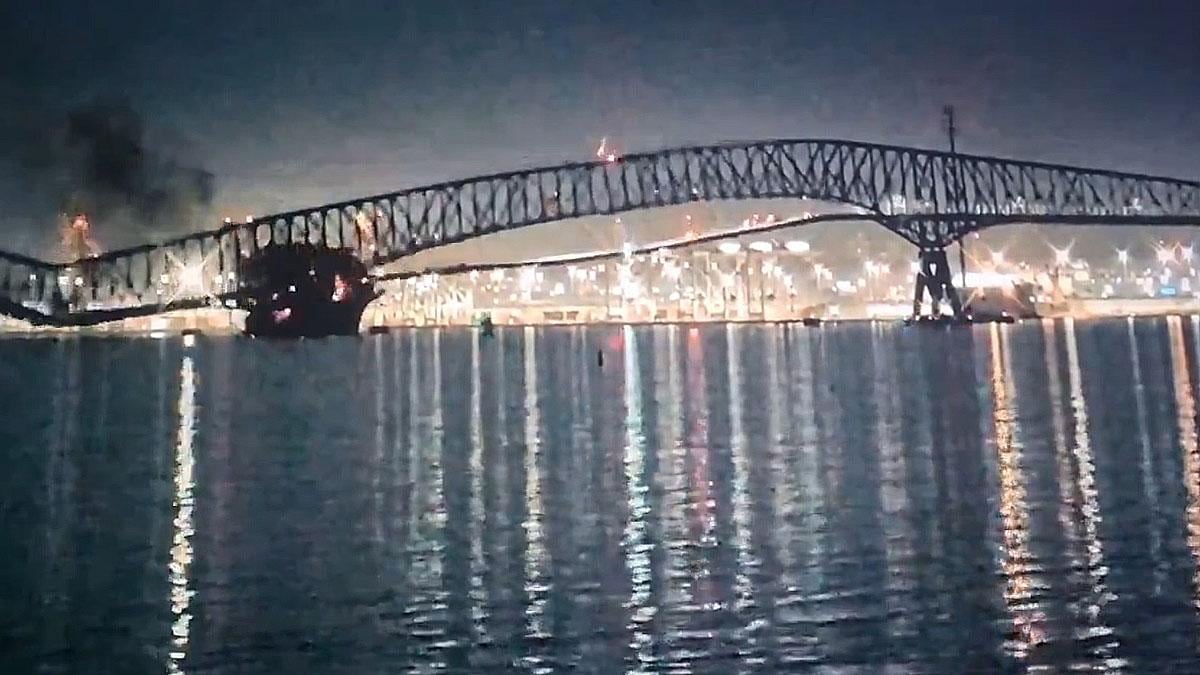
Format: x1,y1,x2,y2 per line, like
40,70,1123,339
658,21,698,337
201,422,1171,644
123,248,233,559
3,306,1199,340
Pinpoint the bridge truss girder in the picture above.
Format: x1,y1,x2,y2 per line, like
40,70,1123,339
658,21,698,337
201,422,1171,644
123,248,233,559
2,139,1198,325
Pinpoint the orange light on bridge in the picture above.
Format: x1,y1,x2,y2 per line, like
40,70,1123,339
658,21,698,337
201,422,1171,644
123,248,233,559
61,213,101,260
595,136,618,163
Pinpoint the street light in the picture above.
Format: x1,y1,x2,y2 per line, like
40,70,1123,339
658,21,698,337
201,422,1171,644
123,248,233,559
1156,245,1175,266
863,260,879,300
1052,245,1072,267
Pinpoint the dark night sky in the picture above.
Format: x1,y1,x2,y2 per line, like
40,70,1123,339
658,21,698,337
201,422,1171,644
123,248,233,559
1,0,1198,254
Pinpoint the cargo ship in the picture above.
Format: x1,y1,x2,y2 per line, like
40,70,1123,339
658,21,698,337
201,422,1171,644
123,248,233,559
240,244,378,337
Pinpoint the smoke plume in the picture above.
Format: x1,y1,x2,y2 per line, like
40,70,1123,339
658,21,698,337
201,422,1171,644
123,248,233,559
4,97,215,256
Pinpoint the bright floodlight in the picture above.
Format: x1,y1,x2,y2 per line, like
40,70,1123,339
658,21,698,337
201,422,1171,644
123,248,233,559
717,241,742,255
748,241,773,253
518,266,538,292
1156,246,1175,265
179,264,205,291
784,240,810,253
1052,245,1072,266
1184,245,1194,262
990,248,1004,265
1116,249,1129,264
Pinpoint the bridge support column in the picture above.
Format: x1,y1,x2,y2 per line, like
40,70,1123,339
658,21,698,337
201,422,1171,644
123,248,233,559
911,247,964,319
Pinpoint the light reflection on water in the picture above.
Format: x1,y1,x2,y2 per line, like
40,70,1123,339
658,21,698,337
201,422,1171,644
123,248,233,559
1169,315,1200,609
168,355,197,673
5,320,1200,672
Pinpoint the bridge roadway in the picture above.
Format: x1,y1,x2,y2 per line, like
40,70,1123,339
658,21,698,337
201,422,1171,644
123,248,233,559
2,138,1198,327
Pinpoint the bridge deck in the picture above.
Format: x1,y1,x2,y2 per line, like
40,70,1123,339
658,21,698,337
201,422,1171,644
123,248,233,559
2,139,1198,326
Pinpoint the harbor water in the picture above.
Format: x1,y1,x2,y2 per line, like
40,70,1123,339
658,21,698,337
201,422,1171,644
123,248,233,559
3,319,1200,672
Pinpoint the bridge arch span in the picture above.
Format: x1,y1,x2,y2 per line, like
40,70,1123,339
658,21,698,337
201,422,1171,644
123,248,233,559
1,138,1198,326
250,139,1200,262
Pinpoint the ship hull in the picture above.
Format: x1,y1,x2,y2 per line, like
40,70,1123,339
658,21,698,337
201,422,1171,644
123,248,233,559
239,244,378,338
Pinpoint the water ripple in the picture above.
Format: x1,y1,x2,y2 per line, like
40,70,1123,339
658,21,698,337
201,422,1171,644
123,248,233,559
4,321,1200,672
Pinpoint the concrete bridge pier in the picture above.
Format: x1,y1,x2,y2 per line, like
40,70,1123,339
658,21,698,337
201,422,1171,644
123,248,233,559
911,247,964,319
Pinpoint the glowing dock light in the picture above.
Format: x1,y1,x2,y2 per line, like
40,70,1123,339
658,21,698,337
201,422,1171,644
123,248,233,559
1051,245,1072,267
518,266,538,292
1156,245,1175,265
784,240,810,253
717,241,742,255
748,241,773,253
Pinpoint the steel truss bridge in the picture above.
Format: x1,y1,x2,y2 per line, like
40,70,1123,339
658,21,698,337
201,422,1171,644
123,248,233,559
2,138,1199,326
